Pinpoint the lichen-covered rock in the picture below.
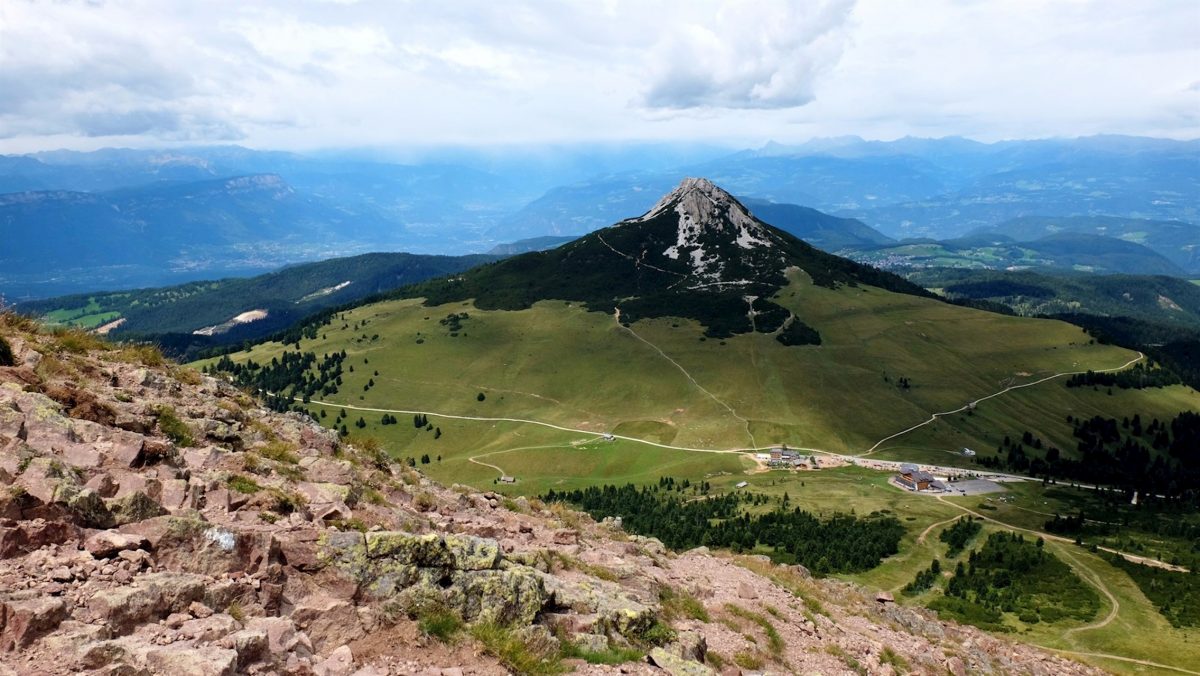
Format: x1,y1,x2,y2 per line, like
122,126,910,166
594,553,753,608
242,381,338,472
540,573,657,639
649,646,715,675
363,531,501,571
669,631,708,663
445,568,548,626
107,491,167,526
63,487,114,528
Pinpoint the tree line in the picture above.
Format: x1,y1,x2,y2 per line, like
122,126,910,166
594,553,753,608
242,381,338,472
542,480,903,575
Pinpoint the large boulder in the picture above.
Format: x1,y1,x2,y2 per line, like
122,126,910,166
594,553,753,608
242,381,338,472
363,531,501,571
0,519,77,559
107,491,167,525
289,595,364,654
541,574,657,639
445,568,547,626
88,572,207,635
84,530,150,558
144,644,238,676
0,593,68,651
648,646,716,675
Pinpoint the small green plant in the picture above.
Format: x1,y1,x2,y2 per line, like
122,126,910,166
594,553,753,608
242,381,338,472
266,487,306,514
330,518,368,532
116,344,165,366
258,440,299,464
170,366,203,386
724,604,784,656
826,645,867,676
156,406,194,447
706,651,727,669
733,650,764,670
417,607,464,642
227,602,245,623
258,511,279,524
52,327,108,354
659,585,710,623
636,619,676,647
880,646,909,672
559,639,642,665
227,475,261,494
469,622,564,675
413,491,437,512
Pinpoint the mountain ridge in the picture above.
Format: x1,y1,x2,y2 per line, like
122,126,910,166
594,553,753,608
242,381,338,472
400,178,934,339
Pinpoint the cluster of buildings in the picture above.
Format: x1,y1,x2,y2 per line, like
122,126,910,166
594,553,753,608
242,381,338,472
755,447,820,470
894,464,949,492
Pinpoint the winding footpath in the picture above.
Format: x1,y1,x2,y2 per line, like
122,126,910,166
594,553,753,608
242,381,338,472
861,352,1145,456
613,308,759,449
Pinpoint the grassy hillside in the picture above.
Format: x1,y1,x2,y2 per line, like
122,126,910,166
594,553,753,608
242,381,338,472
196,267,1195,487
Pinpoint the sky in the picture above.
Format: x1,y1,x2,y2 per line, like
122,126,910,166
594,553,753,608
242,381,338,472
1,0,1197,153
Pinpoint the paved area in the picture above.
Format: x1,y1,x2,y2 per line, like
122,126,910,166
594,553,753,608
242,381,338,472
941,478,1005,495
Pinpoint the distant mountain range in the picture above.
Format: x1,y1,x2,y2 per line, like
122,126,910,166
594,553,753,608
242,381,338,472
17,251,495,357
970,216,1200,275
848,231,1187,276
2,136,1197,299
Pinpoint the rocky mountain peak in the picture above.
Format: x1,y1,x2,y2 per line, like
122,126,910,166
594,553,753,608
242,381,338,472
622,177,780,282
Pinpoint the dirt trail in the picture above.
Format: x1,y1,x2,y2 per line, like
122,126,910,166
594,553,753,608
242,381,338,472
613,308,759,449
935,495,1188,573
916,514,963,545
303,397,746,455
1053,650,1200,676
1057,545,1120,638
467,443,573,479
862,352,1145,456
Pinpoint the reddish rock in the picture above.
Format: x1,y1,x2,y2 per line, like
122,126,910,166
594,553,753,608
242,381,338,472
84,473,119,498
0,519,77,559
144,644,238,676
277,529,324,572
247,616,306,655
290,595,364,654
0,594,68,651
551,529,579,545
84,530,149,558
88,571,207,635
314,644,355,676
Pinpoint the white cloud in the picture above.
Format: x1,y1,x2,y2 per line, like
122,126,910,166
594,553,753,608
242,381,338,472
0,0,1195,152
642,0,855,110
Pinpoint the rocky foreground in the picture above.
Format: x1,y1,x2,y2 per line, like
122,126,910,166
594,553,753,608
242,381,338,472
0,315,1099,675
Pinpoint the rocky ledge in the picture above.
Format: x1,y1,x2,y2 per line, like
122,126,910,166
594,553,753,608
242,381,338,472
0,317,1100,675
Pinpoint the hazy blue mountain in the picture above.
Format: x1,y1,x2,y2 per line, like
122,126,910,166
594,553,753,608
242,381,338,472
849,232,1186,276
19,251,497,358
486,236,577,255
969,215,1200,274
850,144,1199,238
0,175,397,299
3,136,1196,298
739,199,894,251
491,136,1199,244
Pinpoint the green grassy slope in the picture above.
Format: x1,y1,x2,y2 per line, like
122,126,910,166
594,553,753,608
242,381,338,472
197,266,1193,485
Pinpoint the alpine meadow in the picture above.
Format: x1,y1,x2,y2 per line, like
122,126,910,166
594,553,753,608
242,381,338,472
2,2,1199,674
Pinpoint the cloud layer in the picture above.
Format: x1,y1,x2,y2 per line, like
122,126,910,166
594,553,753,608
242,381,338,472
0,0,1196,151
